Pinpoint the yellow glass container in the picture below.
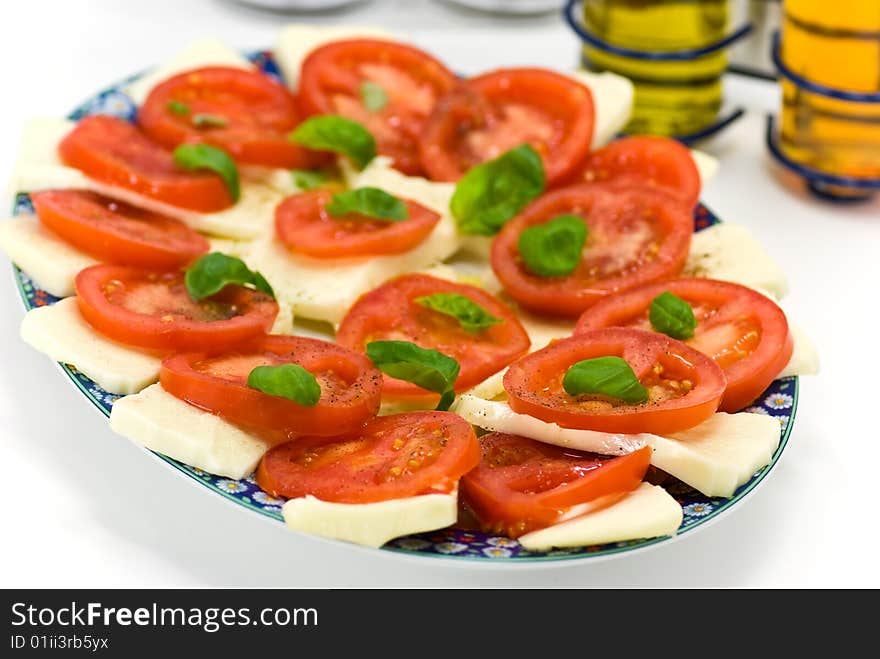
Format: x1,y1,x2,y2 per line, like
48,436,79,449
581,0,729,136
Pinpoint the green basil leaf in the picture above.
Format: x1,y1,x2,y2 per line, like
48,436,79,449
185,252,275,300
563,356,648,405
366,340,460,411
289,115,376,170
291,168,329,190
325,187,408,222
415,293,502,333
167,100,190,116
172,143,240,202
247,364,321,407
450,144,545,236
192,113,228,128
649,291,697,340
517,214,588,277
360,81,389,112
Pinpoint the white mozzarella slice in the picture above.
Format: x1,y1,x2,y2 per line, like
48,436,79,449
780,324,819,378
281,490,458,548
452,395,651,456
651,412,781,498
570,70,634,149
271,301,295,335
518,483,682,550
691,149,719,187
275,24,394,89
109,383,270,480
346,155,456,217
124,37,253,106
19,298,161,395
0,215,98,297
685,223,790,299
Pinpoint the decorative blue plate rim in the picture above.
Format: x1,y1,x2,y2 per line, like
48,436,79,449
5,50,799,563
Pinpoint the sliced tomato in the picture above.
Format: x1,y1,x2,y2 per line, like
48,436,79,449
138,66,322,169
461,433,651,537
491,183,693,317
58,115,233,212
274,189,440,258
30,189,209,268
161,335,382,441
298,39,457,175
255,411,479,504
574,278,793,412
568,136,702,209
75,264,277,352
336,273,531,404
418,68,594,185
504,328,726,434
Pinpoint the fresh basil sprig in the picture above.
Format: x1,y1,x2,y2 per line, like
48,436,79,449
450,144,545,236
366,340,460,411
247,364,321,407
167,100,190,116
415,293,502,333
173,143,240,202
326,187,408,222
192,113,228,128
360,81,389,112
291,169,330,191
518,214,588,277
562,356,648,405
289,115,376,170
649,291,697,340
185,252,274,301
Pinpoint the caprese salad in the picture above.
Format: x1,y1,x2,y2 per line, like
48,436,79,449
0,24,819,553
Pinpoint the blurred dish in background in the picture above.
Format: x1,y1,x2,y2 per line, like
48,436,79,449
234,0,369,10
441,0,566,14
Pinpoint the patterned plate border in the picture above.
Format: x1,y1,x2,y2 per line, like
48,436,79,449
6,50,799,563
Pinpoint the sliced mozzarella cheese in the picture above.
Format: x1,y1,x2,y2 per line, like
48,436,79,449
691,149,719,187
124,37,253,106
685,223,790,299
281,489,458,548
518,483,682,550
345,155,455,216
652,412,781,498
19,297,161,395
11,117,284,240
0,215,98,297
109,383,270,479
780,323,819,378
452,395,651,456
271,301,295,335
275,24,394,89
570,70,634,149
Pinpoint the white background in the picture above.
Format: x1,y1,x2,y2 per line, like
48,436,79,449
0,0,876,588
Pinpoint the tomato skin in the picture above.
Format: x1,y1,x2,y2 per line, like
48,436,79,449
575,278,794,412
30,189,209,269
504,328,726,434
161,335,383,441
418,68,595,185
491,183,693,317
75,264,277,352
298,39,457,175
58,115,233,212
567,136,701,208
255,411,480,503
461,433,651,537
139,66,322,169
336,273,531,404
274,189,440,258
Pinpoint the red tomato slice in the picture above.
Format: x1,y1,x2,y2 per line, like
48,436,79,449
58,115,233,212
491,183,693,317
274,189,440,258
569,136,702,208
461,433,652,537
160,335,382,441
30,189,209,269
574,278,794,412
336,274,531,404
418,68,595,185
75,264,277,352
138,66,322,169
255,411,480,504
504,328,726,434
298,39,457,175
